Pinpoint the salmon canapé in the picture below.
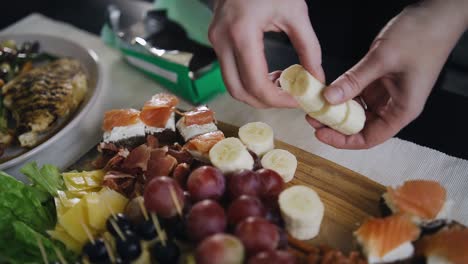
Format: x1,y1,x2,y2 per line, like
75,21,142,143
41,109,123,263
384,180,446,220
184,130,225,155
182,105,215,126
355,214,420,258
102,109,141,132
416,228,468,264
140,93,179,128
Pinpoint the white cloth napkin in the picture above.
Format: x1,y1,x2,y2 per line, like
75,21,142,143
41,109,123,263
2,14,467,225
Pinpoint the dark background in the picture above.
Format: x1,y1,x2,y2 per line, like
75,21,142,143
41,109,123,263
2,0,468,159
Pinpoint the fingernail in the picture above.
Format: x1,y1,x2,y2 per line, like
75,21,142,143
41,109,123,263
324,86,343,104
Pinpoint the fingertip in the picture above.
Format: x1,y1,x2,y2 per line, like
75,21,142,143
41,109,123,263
268,71,282,83
303,64,325,84
315,66,326,84
323,84,345,104
278,90,299,108
305,115,325,129
315,127,349,149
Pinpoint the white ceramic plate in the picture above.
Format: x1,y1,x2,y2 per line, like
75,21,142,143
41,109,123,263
0,34,102,170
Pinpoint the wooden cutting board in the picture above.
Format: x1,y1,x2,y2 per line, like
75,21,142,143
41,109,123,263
218,122,386,253
70,121,386,255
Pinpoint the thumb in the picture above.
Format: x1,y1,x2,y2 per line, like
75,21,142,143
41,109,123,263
324,51,388,104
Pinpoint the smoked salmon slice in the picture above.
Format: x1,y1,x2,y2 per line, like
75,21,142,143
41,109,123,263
184,130,225,155
355,214,420,258
140,93,179,128
183,105,215,126
416,228,468,264
384,180,446,220
102,109,140,132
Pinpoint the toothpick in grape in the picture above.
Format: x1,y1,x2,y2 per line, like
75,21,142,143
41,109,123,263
169,185,182,217
151,212,167,247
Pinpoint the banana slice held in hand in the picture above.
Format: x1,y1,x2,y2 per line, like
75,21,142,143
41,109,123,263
209,137,254,173
279,185,325,240
261,149,297,183
280,64,366,135
331,100,366,135
238,122,274,157
279,64,326,113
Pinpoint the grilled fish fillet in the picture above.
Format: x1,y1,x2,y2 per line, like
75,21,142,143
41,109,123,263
2,58,88,147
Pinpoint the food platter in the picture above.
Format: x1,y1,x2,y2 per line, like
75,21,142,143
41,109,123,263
70,121,386,255
1,91,464,263
0,33,102,170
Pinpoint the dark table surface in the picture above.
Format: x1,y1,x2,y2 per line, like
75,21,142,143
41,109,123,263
2,0,468,160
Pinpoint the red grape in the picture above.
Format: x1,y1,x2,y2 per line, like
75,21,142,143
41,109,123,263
256,169,284,199
182,191,192,214
228,170,261,199
227,195,266,226
187,166,225,201
247,250,297,264
144,176,184,218
186,200,227,242
172,162,191,188
196,233,245,264
235,217,279,255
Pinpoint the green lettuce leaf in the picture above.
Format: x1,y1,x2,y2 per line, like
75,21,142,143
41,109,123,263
20,162,64,197
0,221,75,263
0,171,54,233
0,167,75,263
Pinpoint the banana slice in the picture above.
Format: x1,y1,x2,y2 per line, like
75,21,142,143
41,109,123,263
238,122,274,157
261,149,297,182
279,64,326,113
308,102,348,127
209,137,254,173
331,100,366,135
279,185,325,240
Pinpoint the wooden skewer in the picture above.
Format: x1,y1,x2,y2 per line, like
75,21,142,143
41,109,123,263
81,221,95,245
169,185,183,217
136,195,149,221
103,238,116,264
103,198,117,219
35,234,48,264
151,212,167,247
52,246,68,264
110,218,126,241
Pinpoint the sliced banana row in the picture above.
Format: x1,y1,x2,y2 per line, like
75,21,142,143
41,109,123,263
280,64,366,135
238,122,297,182
279,185,325,240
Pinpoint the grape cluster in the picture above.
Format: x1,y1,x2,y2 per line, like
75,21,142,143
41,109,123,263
142,165,295,263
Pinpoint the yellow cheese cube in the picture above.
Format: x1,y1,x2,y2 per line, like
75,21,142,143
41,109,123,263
58,198,96,244
86,189,128,231
47,225,82,253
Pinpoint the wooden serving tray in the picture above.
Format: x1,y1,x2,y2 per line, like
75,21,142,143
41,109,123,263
70,121,385,256
219,122,385,253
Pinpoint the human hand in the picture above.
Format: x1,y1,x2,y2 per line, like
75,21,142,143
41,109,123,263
307,0,468,149
209,0,325,108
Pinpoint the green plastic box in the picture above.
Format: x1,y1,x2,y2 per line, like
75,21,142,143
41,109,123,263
101,24,226,104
